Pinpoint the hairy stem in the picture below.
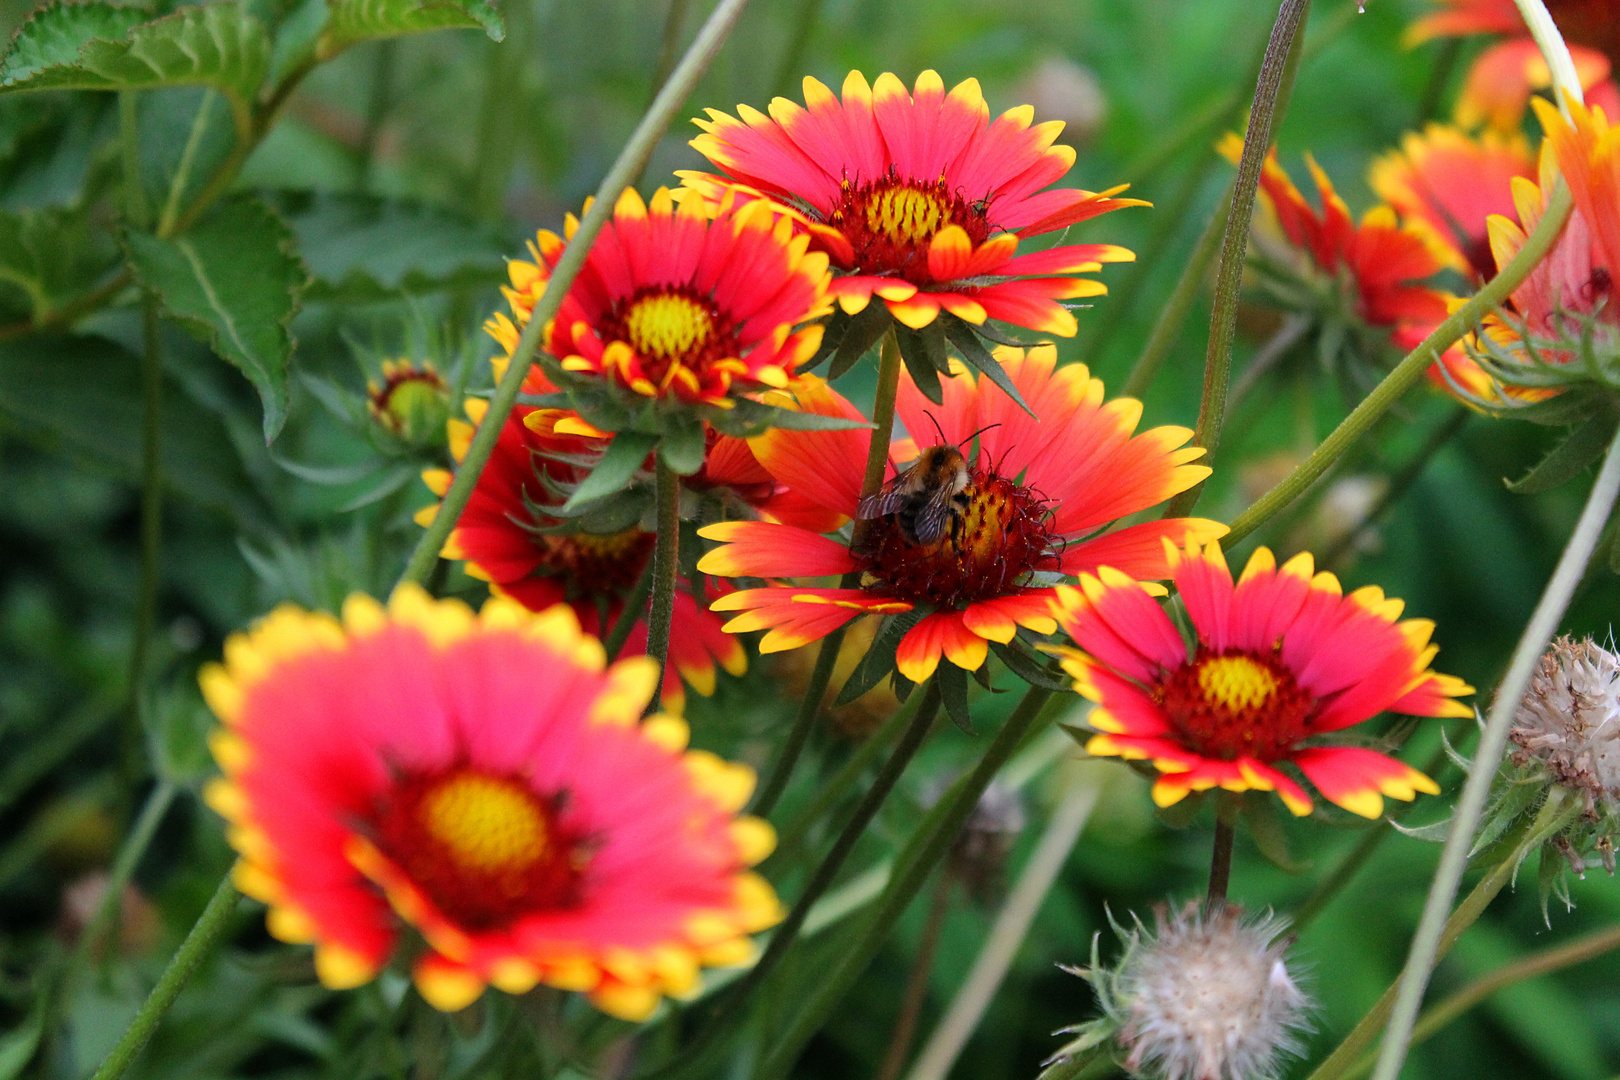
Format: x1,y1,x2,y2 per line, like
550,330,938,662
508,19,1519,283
1370,427,1620,1080
88,874,240,1080
1223,181,1574,547
396,0,755,589
1164,0,1311,517
645,457,679,714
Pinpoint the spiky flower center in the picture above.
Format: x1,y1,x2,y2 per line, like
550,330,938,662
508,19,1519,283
854,469,1056,607
535,528,654,596
372,769,585,929
604,286,739,386
828,170,993,283
1159,648,1315,762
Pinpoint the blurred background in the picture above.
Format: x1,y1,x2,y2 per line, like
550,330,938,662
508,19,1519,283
0,0,1616,1076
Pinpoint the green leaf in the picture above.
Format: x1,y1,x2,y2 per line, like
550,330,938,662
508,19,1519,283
563,431,655,510
322,0,504,51
752,405,870,433
835,611,921,707
894,322,943,404
799,308,850,372
941,312,1035,417
996,640,1072,692
0,204,111,322
0,1002,43,1080
935,662,974,734
127,195,308,442
1504,412,1619,494
659,416,707,475
827,301,891,380
1241,792,1308,873
0,3,272,125
270,191,509,300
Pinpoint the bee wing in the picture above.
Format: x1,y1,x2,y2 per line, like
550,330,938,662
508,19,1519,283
909,485,959,545
856,484,913,520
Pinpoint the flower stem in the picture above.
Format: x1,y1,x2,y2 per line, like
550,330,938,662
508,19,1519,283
87,873,240,1080
1223,179,1574,547
1369,426,1620,1080
771,695,917,859
1342,921,1620,1080
905,767,1101,1080
1207,796,1238,902
875,872,952,1080
1164,0,1311,519
754,686,1054,1079
1307,787,1580,1080
121,296,164,788
863,328,904,496
645,457,679,714
395,0,756,590
751,626,847,817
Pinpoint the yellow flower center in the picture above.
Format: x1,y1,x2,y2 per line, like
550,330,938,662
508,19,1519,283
624,292,716,363
1196,655,1280,714
418,773,549,874
1158,649,1316,763
866,185,948,246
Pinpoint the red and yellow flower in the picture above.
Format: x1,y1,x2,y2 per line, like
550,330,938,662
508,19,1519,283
1048,538,1473,817
1369,124,1536,281
1407,0,1619,131
1227,136,1451,337
202,587,782,1019
485,186,831,408
683,70,1143,336
417,399,746,710
696,346,1224,683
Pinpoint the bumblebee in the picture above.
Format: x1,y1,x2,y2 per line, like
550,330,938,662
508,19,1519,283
856,444,973,546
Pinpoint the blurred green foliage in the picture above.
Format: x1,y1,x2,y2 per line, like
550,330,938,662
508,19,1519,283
0,0,1616,1077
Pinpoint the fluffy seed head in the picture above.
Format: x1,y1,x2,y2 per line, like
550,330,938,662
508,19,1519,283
1513,637,1620,817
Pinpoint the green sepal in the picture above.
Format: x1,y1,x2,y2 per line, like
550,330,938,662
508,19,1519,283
935,661,974,734
799,308,850,373
1153,788,1208,830
827,301,891,380
562,431,656,510
659,415,707,476
999,639,1074,692
834,609,921,707
941,312,1036,417
894,320,944,404
1241,790,1309,873
1504,410,1620,494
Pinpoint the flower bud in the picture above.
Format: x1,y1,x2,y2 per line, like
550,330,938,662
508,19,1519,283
368,359,451,446
1046,902,1310,1080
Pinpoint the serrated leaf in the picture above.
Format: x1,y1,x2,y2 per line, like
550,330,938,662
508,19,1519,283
1,3,271,123
0,204,111,322
827,301,891,380
270,191,509,299
942,313,1035,417
935,662,974,734
322,0,504,51
127,195,307,442
895,322,943,404
1504,412,1619,494
563,431,654,510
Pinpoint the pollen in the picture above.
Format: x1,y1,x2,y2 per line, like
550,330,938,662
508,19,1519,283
372,768,586,930
419,773,550,874
866,185,947,245
624,292,715,362
829,172,993,284
1197,655,1280,713
1158,648,1316,763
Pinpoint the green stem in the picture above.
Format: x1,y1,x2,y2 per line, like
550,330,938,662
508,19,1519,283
768,0,824,100
651,0,692,99
1291,820,1390,934
396,0,756,590
88,874,240,1080
1342,921,1620,1080
119,92,149,230
1308,788,1580,1080
1165,0,1311,519
750,626,847,817
905,768,1101,1080
875,872,952,1080
1369,426,1620,1080
1224,180,1575,547
772,695,918,859
754,686,1053,1079
1119,179,1231,401
77,780,176,965
645,458,679,714
121,297,164,787
603,556,655,662
359,40,398,192
1207,795,1237,902
863,329,904,495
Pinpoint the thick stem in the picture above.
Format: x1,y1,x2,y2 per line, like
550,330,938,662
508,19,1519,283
1164,0,1311,519
874,873,952,1080
755,686,1054,1079
1207,804,1237,903
905,769,1100,1080
396,0,755,590
1224,181,1575,547
863,329,905,495
87,874,240,1080
751,626,847,818
1308,788,1580,1080
1370,428,1620,1080
645,458,679,715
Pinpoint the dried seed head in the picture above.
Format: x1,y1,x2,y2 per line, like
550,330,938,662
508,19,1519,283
1512,636,1620,817
1047,902,1311,1080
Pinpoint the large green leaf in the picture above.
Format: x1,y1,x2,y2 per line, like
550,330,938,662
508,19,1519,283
0,205,113,323
322,0,504,51
270,191,508,300
0,3,271,123
126,196,308,442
